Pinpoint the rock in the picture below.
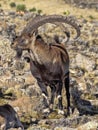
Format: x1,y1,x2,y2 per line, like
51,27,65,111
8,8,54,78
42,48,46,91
75,54,96,72
54,127,77,130
8,11,16,16
89,45,98,53
77,121,98,130
66,0,98,9
14,60,25,70
23,12,35,21
79,3,87,9
38,119,48,125
22,84,40,97
0,27,3,33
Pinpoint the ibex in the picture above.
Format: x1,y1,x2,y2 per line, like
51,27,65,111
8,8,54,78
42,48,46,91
0,104,24,130
11,15,80,115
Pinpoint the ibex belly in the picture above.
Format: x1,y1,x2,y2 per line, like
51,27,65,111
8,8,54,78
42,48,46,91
30,59,68,83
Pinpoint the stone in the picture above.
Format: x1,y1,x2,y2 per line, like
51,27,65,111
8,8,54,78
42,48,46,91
75,54,96,72
54,127,77,130
77,121,98,130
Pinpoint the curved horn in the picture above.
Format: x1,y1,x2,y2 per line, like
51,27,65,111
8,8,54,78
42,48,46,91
21,15,80,39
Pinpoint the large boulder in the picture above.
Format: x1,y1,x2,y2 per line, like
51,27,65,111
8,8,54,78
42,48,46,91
75,54,96,72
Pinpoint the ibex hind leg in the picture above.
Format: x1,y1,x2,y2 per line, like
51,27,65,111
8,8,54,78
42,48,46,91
56,81,64,115
64,72,71,116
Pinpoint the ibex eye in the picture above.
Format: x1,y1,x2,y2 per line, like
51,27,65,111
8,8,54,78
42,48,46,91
11,42,14,45
15,36,18,38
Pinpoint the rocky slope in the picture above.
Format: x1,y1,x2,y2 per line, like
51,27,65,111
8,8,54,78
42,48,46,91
64,0,98,9
0,10,98,130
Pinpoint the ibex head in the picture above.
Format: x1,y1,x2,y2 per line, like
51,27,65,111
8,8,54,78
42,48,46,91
11,34,32,49
11,32,37,58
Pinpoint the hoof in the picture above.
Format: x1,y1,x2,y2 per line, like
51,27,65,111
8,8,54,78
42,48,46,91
58,109,64,115
49,104,54,112
42,108,50,114
66,107,72,116
18,127,24,130
1,124,5,130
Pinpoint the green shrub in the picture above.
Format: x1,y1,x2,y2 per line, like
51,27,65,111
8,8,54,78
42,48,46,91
63,10,70,15
10,2,16,8
29,7,36,12
88,15,94,19
37,9,42,14
80,15,83,18
16,4,26,12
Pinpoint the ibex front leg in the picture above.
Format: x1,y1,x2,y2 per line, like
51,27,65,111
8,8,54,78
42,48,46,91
49,84,56,111
37,79,50,113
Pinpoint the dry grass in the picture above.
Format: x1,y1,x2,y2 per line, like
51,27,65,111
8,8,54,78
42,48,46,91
0,0,98,19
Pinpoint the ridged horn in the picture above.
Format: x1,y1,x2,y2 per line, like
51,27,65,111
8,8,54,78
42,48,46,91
21,15,80,39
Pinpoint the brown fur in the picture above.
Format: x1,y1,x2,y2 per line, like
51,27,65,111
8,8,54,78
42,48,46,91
11,14,80,115
11,34,70,115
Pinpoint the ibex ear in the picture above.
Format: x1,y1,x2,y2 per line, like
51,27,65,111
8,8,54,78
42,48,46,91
30,32,36,44
33,32,36,40
28,29,38,37
34,29,38,36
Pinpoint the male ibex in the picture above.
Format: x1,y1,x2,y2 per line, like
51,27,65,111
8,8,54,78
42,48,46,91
11,15,80,115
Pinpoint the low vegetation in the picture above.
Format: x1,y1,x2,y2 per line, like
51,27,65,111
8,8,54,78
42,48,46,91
37,9,42,14
63,10,70,15
16,4,26,12
29,7,36,12
88,15,95,19
10,2,16,8
29,7,42,14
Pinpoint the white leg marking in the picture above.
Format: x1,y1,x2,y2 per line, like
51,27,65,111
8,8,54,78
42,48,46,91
42,93,48,99
58,109,64,115
43,108,50,113
42,93,49,104
57,95,62,99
